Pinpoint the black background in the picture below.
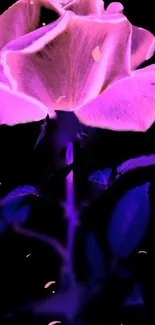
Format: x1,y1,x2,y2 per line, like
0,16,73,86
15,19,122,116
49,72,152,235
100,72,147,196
0,1,155,324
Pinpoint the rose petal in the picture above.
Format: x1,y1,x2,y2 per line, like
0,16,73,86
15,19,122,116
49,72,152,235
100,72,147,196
61,0,105,15
130,25,155,70
104,3,155,70
105,2,124,14
75,64,155,132
1,12,131,112
0,0,64,50
0,62,11,86
0,81,54,125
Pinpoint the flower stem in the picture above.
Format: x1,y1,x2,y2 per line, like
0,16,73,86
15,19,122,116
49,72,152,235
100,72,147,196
63,142,77,283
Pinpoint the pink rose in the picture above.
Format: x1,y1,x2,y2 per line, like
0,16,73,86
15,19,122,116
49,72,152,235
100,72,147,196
0,0,155,131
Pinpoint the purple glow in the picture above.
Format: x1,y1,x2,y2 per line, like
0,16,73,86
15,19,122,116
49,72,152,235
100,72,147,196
0,1,155,131
0,1,154,324
64,142,77,284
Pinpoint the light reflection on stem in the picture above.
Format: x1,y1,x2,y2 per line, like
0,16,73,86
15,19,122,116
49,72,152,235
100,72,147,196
63,141,77,284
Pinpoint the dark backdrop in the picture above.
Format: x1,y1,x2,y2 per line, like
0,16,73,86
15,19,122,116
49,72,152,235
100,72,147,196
0,1,155,324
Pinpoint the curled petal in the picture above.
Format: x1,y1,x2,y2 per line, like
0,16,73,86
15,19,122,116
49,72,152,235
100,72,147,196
0,63,11,86
1,12,131,112
104,3,155,69
0,0,64,50
75,64,155,132
131,25,155,69
105,2,124,14
61,0,105,15
0,82,54,125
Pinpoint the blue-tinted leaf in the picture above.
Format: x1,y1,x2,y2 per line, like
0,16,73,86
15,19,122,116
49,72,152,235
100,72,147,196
123,282,144,307
2,198,30,224
117,154,155,177
89,169,113,198
33,118,47,150
0,185,39,206
86,232,106,289
107,183,150,258
89,168,112,186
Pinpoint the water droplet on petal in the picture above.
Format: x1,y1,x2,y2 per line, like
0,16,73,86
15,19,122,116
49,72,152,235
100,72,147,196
92,46,101,62
138,250,147,254
26,254,31,258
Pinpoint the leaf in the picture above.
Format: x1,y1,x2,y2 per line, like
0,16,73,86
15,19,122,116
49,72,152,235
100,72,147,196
86,232,106,290
89,168,113,198
107,183,150,258
89,168,112,186
116,154,155,177
123,282,144,307
88,154,155,197
33,118,47,150
2,197,30,225
0,185,39,206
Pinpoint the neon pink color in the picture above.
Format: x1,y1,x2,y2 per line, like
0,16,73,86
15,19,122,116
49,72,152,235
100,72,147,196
0,1,155,130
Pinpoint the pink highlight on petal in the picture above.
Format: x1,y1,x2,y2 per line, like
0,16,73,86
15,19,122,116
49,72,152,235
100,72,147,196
44,281,56,289
61,0,105,15
0,81,52,126
48,322,61,325
0,0,65,52
105,2,124,14
75,64,155,132
1,51,18,91
92,46,101,62
130,26,155,70
1,0,154,131
145,36,155,60
56,96,66,103
1,11,131,113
